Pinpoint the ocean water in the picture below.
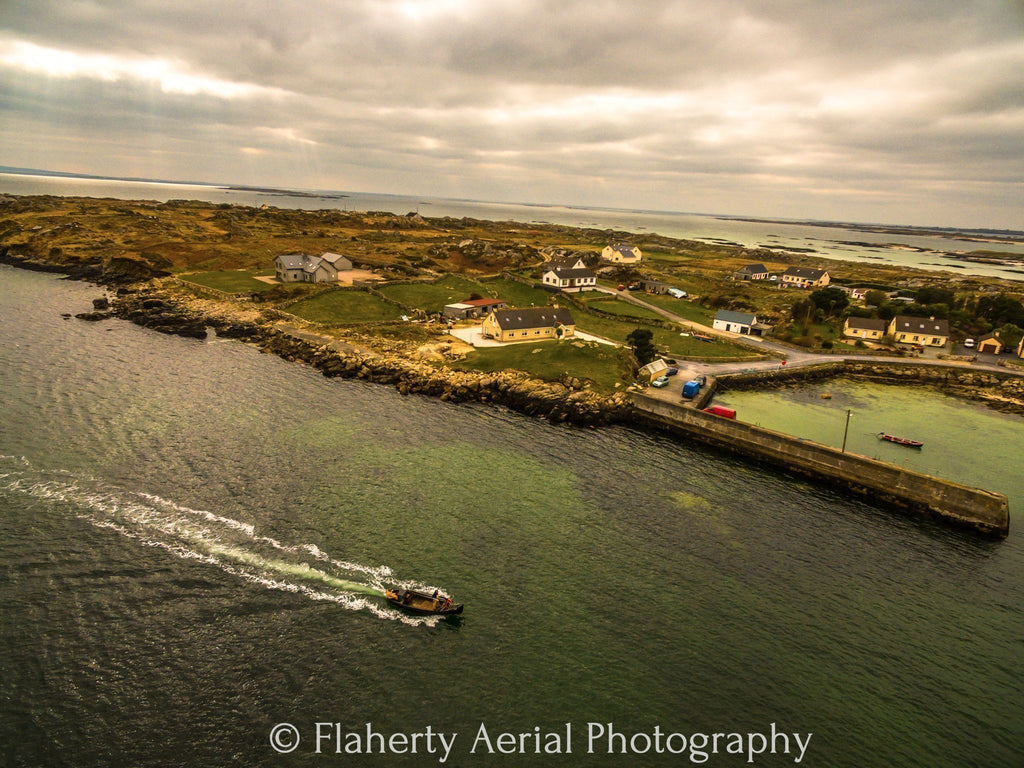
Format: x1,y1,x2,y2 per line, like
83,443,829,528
2,171,1023,281
1,265,1021,766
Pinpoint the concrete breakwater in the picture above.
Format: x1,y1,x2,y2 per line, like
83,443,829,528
630,393,1010,537
717,360,1024,414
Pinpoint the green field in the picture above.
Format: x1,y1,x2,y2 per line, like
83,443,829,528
449,340,630,393
588,298,664,321
636,293,716,325
483,277,552,307
183,270,275,293
378,275,484,312
571,311,760,360
287,290,406,324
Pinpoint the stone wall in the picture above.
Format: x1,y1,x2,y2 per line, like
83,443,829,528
717,360,1024,413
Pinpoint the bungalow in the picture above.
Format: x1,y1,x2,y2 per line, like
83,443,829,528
638,359,669,382
637,279,673,294
842,316,888,342
732,263,769,281
888,315,949,347
275,252,351,283
601,244,642,264
442,297,507,320
977,334,1004,354
1018,336,1024,359
781,267,830,289
481,306,576,343
713,309,758,335
541,257,597,292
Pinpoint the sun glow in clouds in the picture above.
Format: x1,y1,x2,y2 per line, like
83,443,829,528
0,38,276,99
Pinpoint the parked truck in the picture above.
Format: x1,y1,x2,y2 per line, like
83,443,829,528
681,380,701,399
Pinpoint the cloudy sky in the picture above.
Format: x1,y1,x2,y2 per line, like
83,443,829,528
1,0,1022,228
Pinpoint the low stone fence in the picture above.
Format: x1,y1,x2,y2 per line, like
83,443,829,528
630,392,1010,537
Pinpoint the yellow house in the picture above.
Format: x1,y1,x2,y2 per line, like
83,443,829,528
842,317,887,341
781,267,830,288
887,315,949,347
481,307,576,343
601,244,642,264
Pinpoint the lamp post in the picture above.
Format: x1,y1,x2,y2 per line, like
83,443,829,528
841,409,852,453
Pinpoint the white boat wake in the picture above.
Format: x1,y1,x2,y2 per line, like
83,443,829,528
0,456,446,626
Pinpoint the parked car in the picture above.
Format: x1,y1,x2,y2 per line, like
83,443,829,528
617,284,625,291
695,374,707,385
665,367,679,376
651,375,670,388
964,338,975,348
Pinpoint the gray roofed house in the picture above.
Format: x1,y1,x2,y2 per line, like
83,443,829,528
274,252,350,283
888,315,950,346
781,266,830,288
842,316,888,341
712,309,771,335
601,244,642,263
319,252,353,270
733,263,769,281
541,257,597,292
481,306,576,342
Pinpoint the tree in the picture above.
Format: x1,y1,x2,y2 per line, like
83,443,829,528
915,286,955,306
809,286,850,316
864,289,888,307
977,294,1024,327
626,328,657,365
996,323,1023,352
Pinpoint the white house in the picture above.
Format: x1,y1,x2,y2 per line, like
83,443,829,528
541,257,597,292
712,310,759,334
601,244,642,264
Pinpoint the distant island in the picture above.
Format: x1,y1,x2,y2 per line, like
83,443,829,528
719,215,1024,245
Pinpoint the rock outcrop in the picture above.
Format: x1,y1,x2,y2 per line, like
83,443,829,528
103,285,632,426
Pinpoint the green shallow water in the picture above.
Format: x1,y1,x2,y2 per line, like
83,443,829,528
714,380,1024,509
1,266,1022,767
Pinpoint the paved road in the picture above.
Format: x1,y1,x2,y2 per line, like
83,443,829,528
595,287,1023,403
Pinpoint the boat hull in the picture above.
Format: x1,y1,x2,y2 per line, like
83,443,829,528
385,588,464,616
879,433,923,448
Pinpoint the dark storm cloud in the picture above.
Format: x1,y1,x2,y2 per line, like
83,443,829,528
1,0,1021,225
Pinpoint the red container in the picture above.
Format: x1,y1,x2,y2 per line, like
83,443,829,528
703,405,736,419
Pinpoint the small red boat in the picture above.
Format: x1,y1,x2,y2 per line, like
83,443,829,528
878,432,923,448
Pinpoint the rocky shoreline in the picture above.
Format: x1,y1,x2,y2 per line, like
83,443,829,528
74,281,635,427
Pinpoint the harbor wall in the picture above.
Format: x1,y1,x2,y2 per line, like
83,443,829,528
630,393,1010,537
715,360,1024,414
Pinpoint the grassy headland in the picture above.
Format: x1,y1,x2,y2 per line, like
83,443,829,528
2,194,1022,393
